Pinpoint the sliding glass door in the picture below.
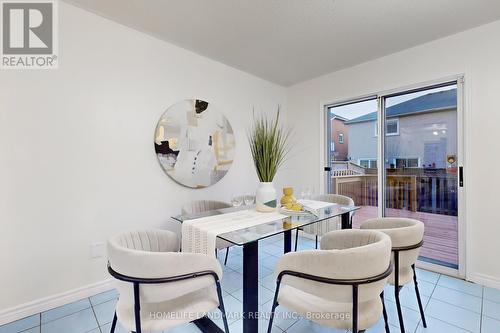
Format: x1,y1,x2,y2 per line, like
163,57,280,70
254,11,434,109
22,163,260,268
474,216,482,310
383,83,459,269
326,98,379,224
326,79,462,272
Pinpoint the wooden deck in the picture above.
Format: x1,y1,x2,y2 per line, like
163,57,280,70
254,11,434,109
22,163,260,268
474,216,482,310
351,206,458,267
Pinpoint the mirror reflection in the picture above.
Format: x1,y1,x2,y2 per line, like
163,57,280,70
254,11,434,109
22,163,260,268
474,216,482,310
154,99,235,188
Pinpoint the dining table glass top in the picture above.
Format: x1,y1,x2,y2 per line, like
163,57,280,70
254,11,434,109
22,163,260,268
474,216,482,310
172,204,360,246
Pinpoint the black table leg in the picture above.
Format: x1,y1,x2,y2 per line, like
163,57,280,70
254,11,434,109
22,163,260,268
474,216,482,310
341,212,351,229
193,317,225,333
284,230,292,253
243,241,259,333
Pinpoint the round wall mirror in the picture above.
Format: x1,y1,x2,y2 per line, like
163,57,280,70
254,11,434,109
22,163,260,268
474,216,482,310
154,99,235,188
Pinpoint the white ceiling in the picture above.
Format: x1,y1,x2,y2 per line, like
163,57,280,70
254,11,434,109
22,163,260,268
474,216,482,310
65,0,500,86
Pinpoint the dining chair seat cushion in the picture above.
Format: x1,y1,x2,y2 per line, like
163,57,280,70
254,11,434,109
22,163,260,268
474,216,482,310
389,266,413,285
109,230,223,303
278,285,382,330
360,218,424,286
108,229,223,332
274,229,391,331
116,285,219,332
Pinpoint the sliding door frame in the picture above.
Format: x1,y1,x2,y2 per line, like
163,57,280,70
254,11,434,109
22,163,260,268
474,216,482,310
320,74,466,278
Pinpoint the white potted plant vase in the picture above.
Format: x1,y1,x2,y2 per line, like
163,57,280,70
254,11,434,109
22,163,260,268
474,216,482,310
248,108,290,213
256,182,277,212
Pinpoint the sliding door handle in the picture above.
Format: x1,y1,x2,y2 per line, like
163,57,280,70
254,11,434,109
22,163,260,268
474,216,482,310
459,166,464,187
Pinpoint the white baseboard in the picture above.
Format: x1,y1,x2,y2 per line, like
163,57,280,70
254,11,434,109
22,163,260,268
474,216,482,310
469,273,500,290
0,279,114,326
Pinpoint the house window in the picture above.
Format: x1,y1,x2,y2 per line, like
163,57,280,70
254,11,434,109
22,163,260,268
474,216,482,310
394,158,420,168
330,141,335,151
375,118,399,136
386,119,399,135
338,133,344,144
359,159,377,169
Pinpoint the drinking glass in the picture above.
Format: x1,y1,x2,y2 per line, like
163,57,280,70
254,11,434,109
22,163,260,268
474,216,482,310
244,193,255,205
231,194,243,207
301,187,312,200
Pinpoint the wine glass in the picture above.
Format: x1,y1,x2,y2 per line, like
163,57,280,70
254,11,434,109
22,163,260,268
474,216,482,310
300,187,312,200
244,193,255,206
231,194,243,207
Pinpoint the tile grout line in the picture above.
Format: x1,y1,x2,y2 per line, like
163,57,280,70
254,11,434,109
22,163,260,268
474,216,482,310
31,293,117,328
426,296,482,316
88,297,102,333
36,302,93,326
426,274,481,333
424,313,476,333
414,272,439,333
434,283,484,298
480,286,484,333
427,274,484,314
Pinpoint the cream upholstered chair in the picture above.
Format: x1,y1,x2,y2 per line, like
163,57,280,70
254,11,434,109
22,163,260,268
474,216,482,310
268,229,392,333
360,218,426,333
181,200,232,216
182,200,233,265
107,230,229,333
295,194,355,251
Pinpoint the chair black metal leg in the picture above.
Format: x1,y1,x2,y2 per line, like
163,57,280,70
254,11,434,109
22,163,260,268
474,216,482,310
294,229,299,251
110,311,117,333
381,292,390,333
412,264,427,328
133,283,142,333
352,284,359,333
224,247,229,266
394,252,405,333
216,281,230,333
315,235,318,249
267,279,282,333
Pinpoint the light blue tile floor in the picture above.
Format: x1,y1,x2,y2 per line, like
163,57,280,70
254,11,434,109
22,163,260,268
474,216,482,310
1,235,499,333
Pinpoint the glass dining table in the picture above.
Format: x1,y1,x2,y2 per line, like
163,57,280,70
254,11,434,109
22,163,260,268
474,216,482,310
172,204,360,333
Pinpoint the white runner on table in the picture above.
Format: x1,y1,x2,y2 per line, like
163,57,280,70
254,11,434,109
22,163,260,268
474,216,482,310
182,209,288,256
298,199,335,213
298,200,341,236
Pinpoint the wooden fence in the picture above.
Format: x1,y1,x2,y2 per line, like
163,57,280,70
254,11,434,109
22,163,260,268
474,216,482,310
331,172,458,216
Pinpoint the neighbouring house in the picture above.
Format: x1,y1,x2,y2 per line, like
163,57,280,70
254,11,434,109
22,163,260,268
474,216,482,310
330,114,349,161
345,89,457,169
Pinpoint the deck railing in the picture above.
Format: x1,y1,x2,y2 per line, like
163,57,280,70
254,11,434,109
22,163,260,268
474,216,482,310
331,161,366,176
331,170,458,216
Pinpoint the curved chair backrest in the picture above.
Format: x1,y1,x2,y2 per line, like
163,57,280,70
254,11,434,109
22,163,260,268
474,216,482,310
313,194,355,206
181,200,232,215
108,230,222,304
276,229,391,303
360,218,424,285
302,194,355,236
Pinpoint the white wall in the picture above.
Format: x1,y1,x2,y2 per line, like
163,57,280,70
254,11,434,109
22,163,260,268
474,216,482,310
285,19,500,288
0,2,286,313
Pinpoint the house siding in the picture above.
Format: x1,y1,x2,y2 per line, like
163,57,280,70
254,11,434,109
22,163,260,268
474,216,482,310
331,118,348,160
347,109,457,168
